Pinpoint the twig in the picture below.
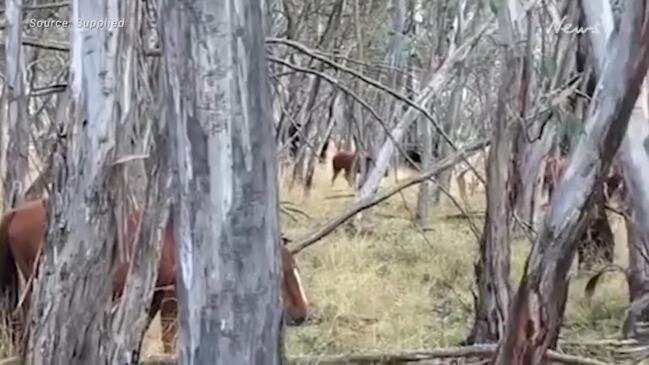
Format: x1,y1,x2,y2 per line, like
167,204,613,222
29,84,68,98
112,154,150,166
13,238,43,316
603,204,628,219
434,179,482,241
559,339,639,347
325,193,354,200
281,208,299,223
280,204,312,220
395,190,436,250
269,57,422,172
21,37,69,52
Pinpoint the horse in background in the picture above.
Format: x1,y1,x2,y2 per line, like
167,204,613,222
0,198,310,354
542,154,625,202
542,155,568,199
403,147,486,205
455,153,486,205
541,154,626,270
331,150,357,186
331,150,387,187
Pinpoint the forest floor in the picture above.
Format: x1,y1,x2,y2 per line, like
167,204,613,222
138,162,631,362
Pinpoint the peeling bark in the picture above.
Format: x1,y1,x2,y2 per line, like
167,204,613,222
25,1,122,363
2,0,29,209
620,100,649,339
494,1,649,363
109,112,168,364
161,0,282,363
467,0,518,344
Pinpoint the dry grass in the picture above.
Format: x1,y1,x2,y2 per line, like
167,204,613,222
276,162,630,360
0,161,630,361
0,320,16,359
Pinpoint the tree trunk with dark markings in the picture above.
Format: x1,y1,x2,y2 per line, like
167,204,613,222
467,0,518,343
25,1,122,363
494,1,649,363
161,0,283,363
2,0,29,209
619,106,649,338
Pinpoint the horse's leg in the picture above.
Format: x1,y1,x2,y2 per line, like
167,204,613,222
19,287,32,348
344,168,353,187
160,293,178,354
457,171,467,205
331,167,340,185
13,281,33,352
548,183,554,202
469,174,479,195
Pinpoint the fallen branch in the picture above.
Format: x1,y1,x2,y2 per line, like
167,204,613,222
559,338,639,347
286,346,610,365
0,342,617,365
287,139,490,254
441,211,486,220
60,345,610,365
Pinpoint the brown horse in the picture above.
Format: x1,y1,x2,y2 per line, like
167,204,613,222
331,150,386,186
542,155,625,201
540,154,626,270
0,198,309,353
331,150,357,186
542,155,569,199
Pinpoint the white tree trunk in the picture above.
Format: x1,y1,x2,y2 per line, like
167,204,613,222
619,87,649,337
2,0,29,209
26,0,121,363
468,0,517,343
581,0,649,337
495,0,649,362
161,0,283,363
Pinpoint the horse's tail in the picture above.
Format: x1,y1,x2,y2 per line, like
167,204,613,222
0,210,18,313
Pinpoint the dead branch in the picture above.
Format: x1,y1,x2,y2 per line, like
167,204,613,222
442,212,486,220
86,345,611,365
267,33,490,162
280,204,312,221
29,84,68,97
21,37,69,52
269,56,421,171
325,193,355,200
287,139,490,254
286,346,610,365
559,338,640,348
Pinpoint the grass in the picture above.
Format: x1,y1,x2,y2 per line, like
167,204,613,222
276,162,630,361
0,161,630,361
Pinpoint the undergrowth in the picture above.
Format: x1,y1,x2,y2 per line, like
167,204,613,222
0,163,628,362
279,164,629,362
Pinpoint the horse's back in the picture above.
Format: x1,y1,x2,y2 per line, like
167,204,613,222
111,212,177,295
332,151,354,170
